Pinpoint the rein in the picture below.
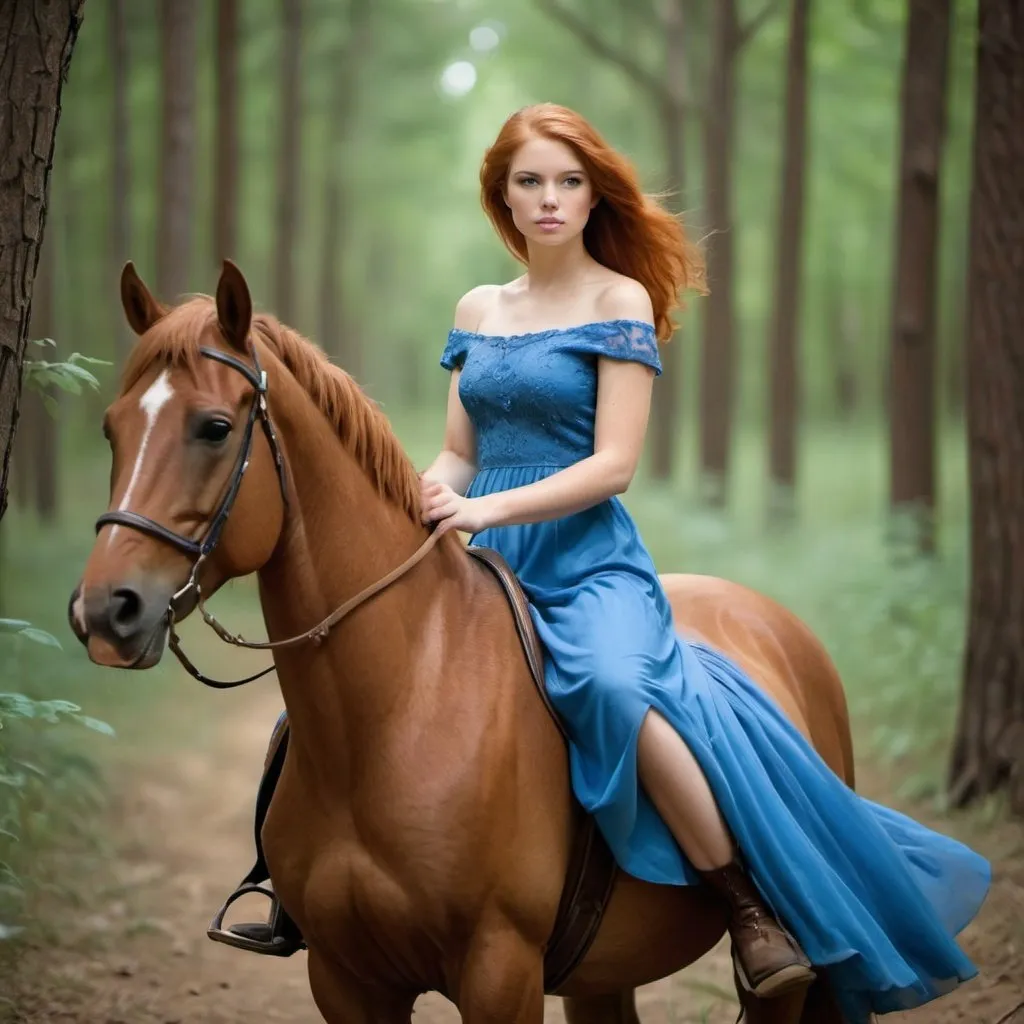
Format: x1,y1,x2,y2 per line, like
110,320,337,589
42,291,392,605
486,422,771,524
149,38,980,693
95,342,441,689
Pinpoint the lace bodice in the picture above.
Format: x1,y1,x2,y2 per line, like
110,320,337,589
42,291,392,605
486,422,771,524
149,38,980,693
440,319,662,470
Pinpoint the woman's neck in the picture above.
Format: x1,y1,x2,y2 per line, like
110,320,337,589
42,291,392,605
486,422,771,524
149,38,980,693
523,236,597,294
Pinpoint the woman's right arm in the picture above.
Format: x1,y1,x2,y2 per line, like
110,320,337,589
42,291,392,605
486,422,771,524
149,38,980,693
420,372,478,495
419,286,496,495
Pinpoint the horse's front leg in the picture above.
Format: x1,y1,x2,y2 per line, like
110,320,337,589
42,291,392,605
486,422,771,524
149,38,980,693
456,927,546,1023
307,948,416,1024
732,956,810,1024
563,991,642,1023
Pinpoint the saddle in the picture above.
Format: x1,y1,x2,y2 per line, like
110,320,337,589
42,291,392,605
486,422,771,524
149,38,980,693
240,546,619,993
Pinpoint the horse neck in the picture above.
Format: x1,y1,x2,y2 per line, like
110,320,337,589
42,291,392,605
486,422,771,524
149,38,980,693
255,375,457,778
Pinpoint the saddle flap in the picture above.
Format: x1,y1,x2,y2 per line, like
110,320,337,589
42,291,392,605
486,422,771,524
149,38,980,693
465,545,566,742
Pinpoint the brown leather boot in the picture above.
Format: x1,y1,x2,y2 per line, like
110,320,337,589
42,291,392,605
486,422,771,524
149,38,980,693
700,860,814,998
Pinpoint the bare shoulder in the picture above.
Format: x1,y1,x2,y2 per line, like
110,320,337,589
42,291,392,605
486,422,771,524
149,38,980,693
453,284,503,331
594,275,655,325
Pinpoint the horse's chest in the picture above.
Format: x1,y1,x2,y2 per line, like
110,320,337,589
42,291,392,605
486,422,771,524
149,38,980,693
296,840,459,987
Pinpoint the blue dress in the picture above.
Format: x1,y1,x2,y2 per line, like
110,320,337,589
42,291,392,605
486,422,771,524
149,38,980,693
440,319,990,1023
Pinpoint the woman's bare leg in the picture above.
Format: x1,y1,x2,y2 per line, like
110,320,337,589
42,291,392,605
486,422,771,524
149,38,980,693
636,709,733,869
636,709,814,999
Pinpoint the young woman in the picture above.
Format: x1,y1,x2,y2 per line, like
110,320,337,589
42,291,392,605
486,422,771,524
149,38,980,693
216,103,990,1021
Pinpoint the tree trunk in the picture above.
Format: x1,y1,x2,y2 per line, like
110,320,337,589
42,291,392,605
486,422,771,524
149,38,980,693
948,0,1024,816
649,0,687,483
698,0,739,505
11,386,36,511
0,0,85,526
943,278,966,418
942,215,967,419
273,0,303,325
156,0,198,301
887,0,952,556
30,227,58,523
766,0,811,522
214,0,239,268
823,238,859,420
319,0,371,375
110,0,131,367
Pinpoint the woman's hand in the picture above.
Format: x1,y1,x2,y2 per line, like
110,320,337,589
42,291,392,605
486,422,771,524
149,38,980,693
419,478,494,536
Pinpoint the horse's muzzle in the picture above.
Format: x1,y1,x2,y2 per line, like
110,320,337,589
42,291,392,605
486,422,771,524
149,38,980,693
68,584,88,647
71,579,173,669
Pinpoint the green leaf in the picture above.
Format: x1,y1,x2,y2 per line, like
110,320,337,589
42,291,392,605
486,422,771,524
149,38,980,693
43,371,82,396
0,827,19,843
0,694,39,719
30,699,82,723
0,620,32,633
73,715,115,738
27,337,56,348
23,359,102,396
16,627,61,649
56,361,103,385
0,923,24,941
68,352,112,368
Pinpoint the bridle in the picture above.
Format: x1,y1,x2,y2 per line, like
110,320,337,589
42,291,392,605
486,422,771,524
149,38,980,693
94,342,441,688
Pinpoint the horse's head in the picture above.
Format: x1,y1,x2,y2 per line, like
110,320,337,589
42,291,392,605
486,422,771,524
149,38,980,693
69,261,287,669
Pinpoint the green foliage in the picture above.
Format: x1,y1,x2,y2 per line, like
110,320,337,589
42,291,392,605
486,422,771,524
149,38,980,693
23,338,111,416
0,339,115,942
0,619,113,941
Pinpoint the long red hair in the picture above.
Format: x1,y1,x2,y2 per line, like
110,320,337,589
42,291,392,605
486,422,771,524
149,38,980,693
479,103,707,343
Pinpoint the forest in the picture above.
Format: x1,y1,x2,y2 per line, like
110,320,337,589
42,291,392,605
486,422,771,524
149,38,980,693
0,1,1021,1022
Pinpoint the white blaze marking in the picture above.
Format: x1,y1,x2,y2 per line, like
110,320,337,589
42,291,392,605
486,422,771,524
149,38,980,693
107,370,175,544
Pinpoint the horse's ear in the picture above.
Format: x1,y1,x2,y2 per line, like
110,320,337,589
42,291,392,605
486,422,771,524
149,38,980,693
215,259,252,352
120,262,166,337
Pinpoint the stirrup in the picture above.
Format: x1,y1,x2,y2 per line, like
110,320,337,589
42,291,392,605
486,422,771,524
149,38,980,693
207,881,305,957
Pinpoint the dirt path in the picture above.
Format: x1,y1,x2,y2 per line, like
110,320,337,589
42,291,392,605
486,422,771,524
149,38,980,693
6,645,1024,1024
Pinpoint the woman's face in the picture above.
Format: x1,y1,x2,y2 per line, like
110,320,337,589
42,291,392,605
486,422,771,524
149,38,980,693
504,135,597,248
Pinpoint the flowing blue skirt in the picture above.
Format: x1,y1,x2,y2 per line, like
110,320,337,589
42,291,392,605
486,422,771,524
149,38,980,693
467,465,990,1023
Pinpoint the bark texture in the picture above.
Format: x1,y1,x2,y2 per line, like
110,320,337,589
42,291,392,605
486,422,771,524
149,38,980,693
0,0,85,524
949,0,1024,815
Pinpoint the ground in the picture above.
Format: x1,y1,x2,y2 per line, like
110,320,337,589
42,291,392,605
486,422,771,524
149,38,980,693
4,638,1024,1024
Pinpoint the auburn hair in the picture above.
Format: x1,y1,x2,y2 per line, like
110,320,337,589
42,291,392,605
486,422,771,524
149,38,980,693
479,103,707,343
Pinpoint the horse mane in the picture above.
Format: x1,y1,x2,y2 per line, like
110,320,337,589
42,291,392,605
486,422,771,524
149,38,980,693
121,297,422,522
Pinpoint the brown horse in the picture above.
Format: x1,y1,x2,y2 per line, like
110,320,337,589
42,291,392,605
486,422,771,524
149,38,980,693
70,261,852,1024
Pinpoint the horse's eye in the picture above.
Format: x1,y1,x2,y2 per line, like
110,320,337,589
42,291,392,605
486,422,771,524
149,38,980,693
197,418,232,444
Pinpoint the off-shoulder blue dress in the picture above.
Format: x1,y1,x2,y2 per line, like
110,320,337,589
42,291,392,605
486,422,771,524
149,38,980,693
440,319,989,1023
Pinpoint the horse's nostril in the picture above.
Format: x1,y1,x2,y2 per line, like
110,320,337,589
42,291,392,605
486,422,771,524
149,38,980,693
67,584,88,645
109,586,144,636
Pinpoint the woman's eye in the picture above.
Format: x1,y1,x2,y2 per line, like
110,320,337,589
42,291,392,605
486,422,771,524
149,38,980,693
564,176,582,187
197,418,232,444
